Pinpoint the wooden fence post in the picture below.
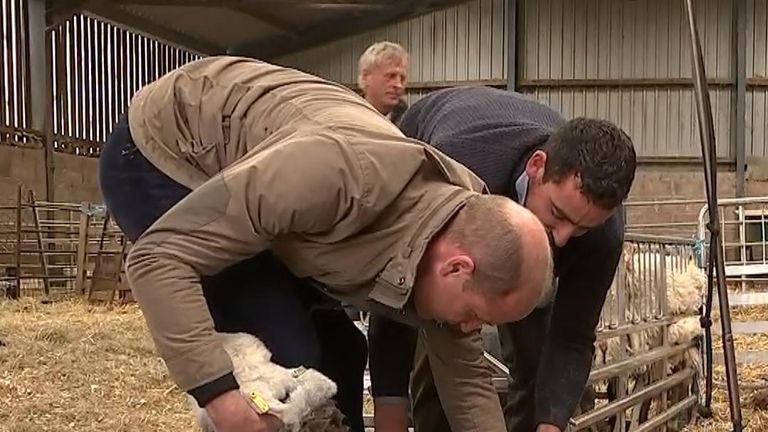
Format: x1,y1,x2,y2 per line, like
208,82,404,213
13,185,22,298
28,190,50,296
74,203,91,295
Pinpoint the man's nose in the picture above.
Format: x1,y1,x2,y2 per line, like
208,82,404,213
459,320,482,333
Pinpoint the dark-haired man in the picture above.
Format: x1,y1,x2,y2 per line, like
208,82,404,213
365,86,637,432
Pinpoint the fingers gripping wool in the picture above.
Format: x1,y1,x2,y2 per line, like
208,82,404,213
188,332,348,432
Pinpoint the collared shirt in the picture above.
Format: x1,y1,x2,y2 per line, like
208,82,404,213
515,171,530,204
515,171,558,304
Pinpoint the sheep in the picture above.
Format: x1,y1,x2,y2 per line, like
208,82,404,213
584,242,707,430
595,245,706,368
188,332,349,432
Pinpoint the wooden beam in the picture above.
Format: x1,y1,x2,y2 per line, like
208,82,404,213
110,0,379,35
43,19,55,201
284,3,391,10
27,0,47,131
237,0,468,59
518,78,734,88
74,204,91,295
120,0,396,4
224,1,300,36
340,77,742,92
82,0,222,54
45,0,86,28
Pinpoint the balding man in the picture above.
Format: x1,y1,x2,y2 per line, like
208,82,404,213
98,56,554,432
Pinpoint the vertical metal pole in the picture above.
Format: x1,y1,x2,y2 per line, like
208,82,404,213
506,0,516,91
683,1,743,431
27,0,52,198
27,0,52,199
734,0,746,197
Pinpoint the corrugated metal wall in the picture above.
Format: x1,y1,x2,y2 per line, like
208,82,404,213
747,0,768,157
519,0,733,159
277,0,739,160
276,0,507,107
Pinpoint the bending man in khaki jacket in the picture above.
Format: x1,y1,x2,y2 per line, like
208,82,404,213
98,56,554,432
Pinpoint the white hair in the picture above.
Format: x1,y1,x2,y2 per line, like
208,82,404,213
357,41,409,88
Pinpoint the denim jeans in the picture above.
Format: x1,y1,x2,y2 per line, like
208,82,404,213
98,113,367,431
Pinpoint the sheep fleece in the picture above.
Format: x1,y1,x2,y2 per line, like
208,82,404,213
188,332,338,432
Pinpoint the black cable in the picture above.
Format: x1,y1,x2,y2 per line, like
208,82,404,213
700,245,715,417
683,0,743,430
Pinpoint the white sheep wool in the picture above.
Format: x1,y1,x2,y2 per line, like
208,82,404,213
188,332,338,432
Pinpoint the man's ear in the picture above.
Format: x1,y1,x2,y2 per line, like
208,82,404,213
438,255,475,277
525,150,547,180
360,71,371,89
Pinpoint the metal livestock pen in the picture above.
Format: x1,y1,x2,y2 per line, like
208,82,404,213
478,200,708,432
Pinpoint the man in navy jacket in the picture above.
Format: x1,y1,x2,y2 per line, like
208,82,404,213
366,86,636,432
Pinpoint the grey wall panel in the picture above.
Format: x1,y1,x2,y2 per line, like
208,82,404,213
276,0,507,86
746,1,768,157
276,0,741,160
404,89,430,107
526,87,731,158
519,0,733,158
747,89,768,157
520,0,732,81
748,0,766,79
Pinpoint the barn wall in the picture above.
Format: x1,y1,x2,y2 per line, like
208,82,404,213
0,147,102,205
273,0,768,233
519,0,733,159
276,0,739,160
747,0,768,157
276,0,508,108
1,9,201,206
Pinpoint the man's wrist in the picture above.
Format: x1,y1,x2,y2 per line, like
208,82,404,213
188,372,240,407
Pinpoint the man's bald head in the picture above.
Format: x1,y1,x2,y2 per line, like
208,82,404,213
448,195,550,287
412,194,555,329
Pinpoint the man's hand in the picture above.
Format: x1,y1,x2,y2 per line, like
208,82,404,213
205,389,283,432
373,400,410,432
536,424,561,432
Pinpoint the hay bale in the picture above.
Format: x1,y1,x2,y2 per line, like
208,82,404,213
0,297,197,432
